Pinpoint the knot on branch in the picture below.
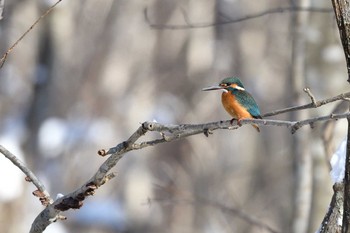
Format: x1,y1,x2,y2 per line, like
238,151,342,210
56,215,67,221
54,183,97,211
55,197,83,211
333,183,344,192
142,121,155,130
98,149,107,156
33,190,51,206
203,128,213,137
123,141,131,148
291,122,301,134
303,87,317,107
85,182,97,195
100,173,116,185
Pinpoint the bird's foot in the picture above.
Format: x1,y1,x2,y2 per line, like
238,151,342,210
230,118,241,126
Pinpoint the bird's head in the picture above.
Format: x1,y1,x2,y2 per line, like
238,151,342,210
202,77,245,93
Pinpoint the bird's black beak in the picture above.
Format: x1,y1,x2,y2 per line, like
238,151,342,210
202,85,226,91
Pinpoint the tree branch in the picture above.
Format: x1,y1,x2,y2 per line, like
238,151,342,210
319,183,343,233
0,0,62,68
144,6,332,30
30,91,350,231
0,145,52,206
202,198,280,233
303,87,317,106
263,91,350,117
98,112,350,159
29,123,148,233
332,0,350,83
331,1,350,232
152,197,280,233
343,117,350,233
28,111,350,232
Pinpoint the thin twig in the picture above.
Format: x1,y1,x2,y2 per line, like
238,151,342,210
150,183,279,233
151,197,280,233
290,112,350,133
0,145,52,205
263,92,350,117
303,87,317,106
144,6,332,30
0,0,62,68
201,198,280,233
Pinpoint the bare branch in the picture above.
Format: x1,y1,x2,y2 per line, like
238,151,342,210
30,91,350,231
30,123,148,233
263,92,350,117
0,0,62,68
331,1,350,232
144,6,332,30
303,87,317,106
343,116,350,232
0,145,52,206
319,183,343,233
29,111,350,231
290,112,350,133
332,0,350,82
99,112,350,158
0,0,4,20
201,198,280,233
152,197,280,233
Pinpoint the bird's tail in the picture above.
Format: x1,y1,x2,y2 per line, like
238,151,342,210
252,124,260,132
252,115,262,132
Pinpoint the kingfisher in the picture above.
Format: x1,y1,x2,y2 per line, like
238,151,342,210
202,77,262,132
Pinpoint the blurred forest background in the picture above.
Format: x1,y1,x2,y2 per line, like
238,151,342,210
0,0,348,233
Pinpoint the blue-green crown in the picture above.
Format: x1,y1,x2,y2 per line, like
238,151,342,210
219,77,245,88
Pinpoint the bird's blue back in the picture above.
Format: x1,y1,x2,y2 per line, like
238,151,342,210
229,87,261,118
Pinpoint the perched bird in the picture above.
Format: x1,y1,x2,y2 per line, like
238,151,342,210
202,77,262,132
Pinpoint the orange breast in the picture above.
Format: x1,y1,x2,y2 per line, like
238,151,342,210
221,92,253,119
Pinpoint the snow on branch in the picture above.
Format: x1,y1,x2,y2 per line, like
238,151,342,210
330,138,347,184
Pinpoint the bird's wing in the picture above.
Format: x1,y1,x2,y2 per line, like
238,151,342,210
235,91,262,118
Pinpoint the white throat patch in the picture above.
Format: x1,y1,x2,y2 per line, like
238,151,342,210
234,86,245,91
